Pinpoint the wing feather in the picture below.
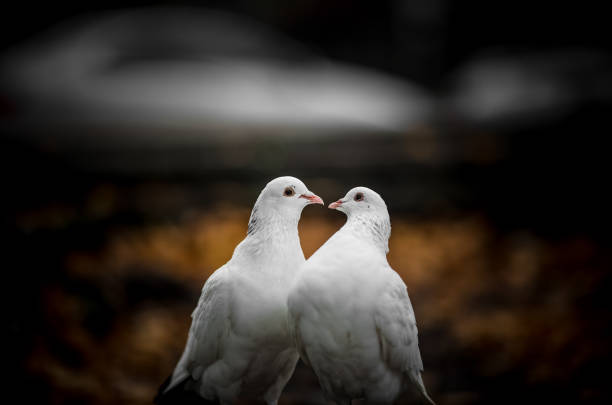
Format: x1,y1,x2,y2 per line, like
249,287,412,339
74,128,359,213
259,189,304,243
165,266,233,391
374,271,434,404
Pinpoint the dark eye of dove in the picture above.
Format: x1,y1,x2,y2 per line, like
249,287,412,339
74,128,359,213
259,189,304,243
354,192,364,202
284,187,295,197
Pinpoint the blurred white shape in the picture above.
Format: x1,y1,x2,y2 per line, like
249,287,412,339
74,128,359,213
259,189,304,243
0,8,432,134
446,50,612,126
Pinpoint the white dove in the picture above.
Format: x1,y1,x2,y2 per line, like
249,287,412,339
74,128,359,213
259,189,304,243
287,187,434,405
158,176,323,405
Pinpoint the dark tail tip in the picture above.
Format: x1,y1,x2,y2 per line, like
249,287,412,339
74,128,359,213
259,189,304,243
153,375,217,405
153,374,173,404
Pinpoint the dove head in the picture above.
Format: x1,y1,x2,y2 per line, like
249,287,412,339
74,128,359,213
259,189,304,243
329,186,391,252
329,186,387,215
247,176,323,236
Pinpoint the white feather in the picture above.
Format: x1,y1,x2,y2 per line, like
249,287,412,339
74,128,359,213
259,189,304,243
165,176,321,405
288,186,434,404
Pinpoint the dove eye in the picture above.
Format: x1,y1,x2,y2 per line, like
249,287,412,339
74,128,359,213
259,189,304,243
284,187,295,197
354,192,364,202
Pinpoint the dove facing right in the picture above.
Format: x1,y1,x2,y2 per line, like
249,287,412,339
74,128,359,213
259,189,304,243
287,187,434,405
157,176,323,405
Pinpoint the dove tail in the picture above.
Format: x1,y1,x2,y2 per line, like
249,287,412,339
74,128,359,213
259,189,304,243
409,372,436,405
153,374,174,404
154,374,217,405
421,389,436,405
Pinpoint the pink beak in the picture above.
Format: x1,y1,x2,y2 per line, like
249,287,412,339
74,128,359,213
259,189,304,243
300,193,324,205
328,199,343,209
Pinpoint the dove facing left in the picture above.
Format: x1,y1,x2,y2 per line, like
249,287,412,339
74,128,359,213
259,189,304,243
288,186,434,405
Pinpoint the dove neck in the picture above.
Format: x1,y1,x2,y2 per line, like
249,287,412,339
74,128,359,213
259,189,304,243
232,206,304,278
343,212,391,254
242,203,303,253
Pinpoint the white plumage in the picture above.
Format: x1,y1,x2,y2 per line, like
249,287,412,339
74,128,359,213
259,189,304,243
162,176,323,405
287,187,434,405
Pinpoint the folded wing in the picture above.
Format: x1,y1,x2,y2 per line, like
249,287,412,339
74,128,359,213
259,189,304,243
374,270,434,404
165,266,233,393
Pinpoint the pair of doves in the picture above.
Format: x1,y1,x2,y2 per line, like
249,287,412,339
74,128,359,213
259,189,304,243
156,176,434,405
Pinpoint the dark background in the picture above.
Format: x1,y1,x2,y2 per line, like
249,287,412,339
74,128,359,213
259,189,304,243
2,1,611,405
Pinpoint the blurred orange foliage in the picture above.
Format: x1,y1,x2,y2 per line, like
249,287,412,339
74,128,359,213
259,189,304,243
27,208,608,405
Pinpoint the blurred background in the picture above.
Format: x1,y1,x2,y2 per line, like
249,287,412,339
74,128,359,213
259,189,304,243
2,1,611,404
